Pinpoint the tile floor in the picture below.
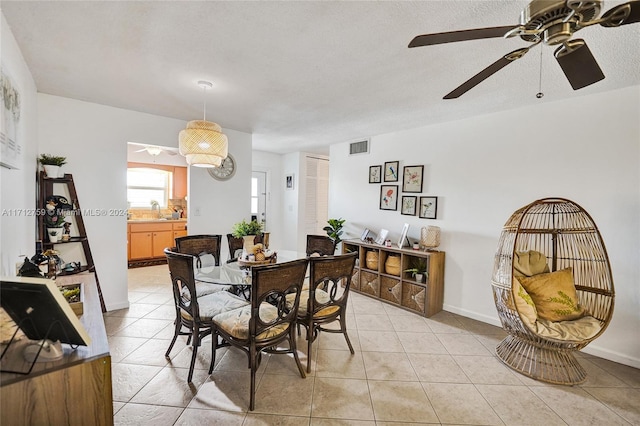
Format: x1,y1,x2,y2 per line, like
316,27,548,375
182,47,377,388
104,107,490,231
106,265,640,425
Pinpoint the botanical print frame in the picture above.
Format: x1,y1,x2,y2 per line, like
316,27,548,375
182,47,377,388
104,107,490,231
383,161,399,182
401,196,417,216
285,174,294,190
379,185,398,211
402,165,424,193
419,196,438,219
369,165,382,183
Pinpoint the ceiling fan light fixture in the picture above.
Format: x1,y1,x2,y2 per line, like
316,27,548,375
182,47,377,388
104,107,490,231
146,147,163,156
178,81,229,167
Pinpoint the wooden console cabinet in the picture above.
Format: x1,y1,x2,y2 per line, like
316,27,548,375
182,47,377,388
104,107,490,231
128,220,187,261
343,239,445,317
1,273,113,425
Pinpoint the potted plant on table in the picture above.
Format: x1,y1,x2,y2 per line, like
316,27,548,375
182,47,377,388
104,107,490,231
38,154,67,178
404,258,428,283
231,219,264,255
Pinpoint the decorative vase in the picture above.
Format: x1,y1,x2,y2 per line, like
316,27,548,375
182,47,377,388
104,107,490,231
43,165,60,178
47,227,63,243
262,232,270,250
242,235,256,255
385,255,401,276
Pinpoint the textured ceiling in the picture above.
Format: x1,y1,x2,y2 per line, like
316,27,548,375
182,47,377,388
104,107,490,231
2,1,639,154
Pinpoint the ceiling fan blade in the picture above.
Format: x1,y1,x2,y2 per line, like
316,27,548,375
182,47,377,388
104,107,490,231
600,1,640,27
443,47,530,99
166,150,178,156
554,39,604,90
408,26,516,48
134,148,146,152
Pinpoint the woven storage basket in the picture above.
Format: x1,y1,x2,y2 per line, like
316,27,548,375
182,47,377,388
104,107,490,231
365,251,379,270
420,226,441,249
385,255,401,276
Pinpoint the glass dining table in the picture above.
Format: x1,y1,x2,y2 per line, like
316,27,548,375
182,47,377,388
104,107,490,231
194,250,304,299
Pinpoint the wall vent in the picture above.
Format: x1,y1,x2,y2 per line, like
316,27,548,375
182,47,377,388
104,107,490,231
349,140,369,155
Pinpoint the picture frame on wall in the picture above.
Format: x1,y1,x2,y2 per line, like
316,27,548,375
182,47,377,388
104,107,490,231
285,174,294,190
369,165,382,183
402,165,424,193
383,161,399,182
419,196,438,219
401,196,417,216
379,185,398,211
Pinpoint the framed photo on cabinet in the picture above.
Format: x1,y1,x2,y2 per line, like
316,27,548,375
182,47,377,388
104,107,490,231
402,165,424,193
383,161,399,182
379,185,398,211
401,196,417,216
419,196,438,219
369,165,382,183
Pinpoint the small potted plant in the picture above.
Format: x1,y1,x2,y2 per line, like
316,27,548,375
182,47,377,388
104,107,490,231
38,154,67,178
323,218,345,252
232,219,263,254
404,258,428,283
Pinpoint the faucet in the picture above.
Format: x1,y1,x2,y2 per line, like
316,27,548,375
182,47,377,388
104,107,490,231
150,200,161,219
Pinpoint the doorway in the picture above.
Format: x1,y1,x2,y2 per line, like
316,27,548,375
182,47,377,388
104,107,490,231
251,171,267,230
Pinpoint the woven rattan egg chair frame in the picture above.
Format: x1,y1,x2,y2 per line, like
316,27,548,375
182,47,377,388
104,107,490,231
491,197,615,385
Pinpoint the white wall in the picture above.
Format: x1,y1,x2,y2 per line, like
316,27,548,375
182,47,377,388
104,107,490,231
188,128,253,261
0,13,39,276
330,86,640,368
282,152,302,251
37,94,188,310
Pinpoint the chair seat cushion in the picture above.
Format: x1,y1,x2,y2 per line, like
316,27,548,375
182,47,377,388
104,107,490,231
181,291,249,321
532,315,603,342
286,289,337,317
213,303,290,340
180,282,233,302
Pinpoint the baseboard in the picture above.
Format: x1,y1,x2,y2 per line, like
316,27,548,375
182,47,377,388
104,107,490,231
442,304,640,369
105,300,130,311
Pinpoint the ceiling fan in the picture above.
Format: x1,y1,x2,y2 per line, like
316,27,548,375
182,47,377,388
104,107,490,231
129,142,178,156
408,0,639,99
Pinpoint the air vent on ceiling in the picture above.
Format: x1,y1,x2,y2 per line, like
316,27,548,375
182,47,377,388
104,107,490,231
349,140,369,155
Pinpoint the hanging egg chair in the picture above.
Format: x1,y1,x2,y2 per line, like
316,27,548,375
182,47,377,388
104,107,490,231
491,198,614,385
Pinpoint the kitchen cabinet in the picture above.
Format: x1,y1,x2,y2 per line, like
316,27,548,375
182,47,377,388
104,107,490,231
128,221,187,263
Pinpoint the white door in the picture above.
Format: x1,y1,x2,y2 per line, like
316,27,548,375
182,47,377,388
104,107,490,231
251,171,267,230
304,156,329,236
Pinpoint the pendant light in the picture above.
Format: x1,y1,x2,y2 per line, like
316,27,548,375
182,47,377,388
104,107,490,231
178,80,228,168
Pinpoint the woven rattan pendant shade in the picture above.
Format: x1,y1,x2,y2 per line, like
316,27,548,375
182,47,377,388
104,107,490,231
179,120,228,168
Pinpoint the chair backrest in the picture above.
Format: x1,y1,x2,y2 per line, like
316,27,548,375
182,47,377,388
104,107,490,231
306,235,336,256
226,233,244,261
176,234,222,267
308,252,357,315
164,248,201,320
250,258,309,341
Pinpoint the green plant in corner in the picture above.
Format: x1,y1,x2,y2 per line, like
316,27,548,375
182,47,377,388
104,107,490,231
38,154,67,166
324,218,345,246
232,219,263,238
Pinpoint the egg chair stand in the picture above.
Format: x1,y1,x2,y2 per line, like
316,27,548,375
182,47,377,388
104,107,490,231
491,198,614,385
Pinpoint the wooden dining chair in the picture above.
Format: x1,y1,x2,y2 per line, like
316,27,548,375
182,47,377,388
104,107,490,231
306,234,336,256
297,252,357,373
211,258,309,410
164,248,249,382
226,233,244,262
176,234,222,267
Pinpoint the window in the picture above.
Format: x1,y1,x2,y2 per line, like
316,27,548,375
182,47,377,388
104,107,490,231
127,168,172,208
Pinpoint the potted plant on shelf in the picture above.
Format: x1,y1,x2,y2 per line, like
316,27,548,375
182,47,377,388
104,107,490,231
231,219,263,254
324,218,345,252
404,258,428,283
44,203,69,243
38,154,67,178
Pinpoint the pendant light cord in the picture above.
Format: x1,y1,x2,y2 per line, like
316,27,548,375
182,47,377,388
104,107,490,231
202,85,207,121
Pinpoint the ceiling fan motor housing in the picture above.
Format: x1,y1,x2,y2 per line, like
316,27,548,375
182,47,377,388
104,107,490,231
519,0,602,44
